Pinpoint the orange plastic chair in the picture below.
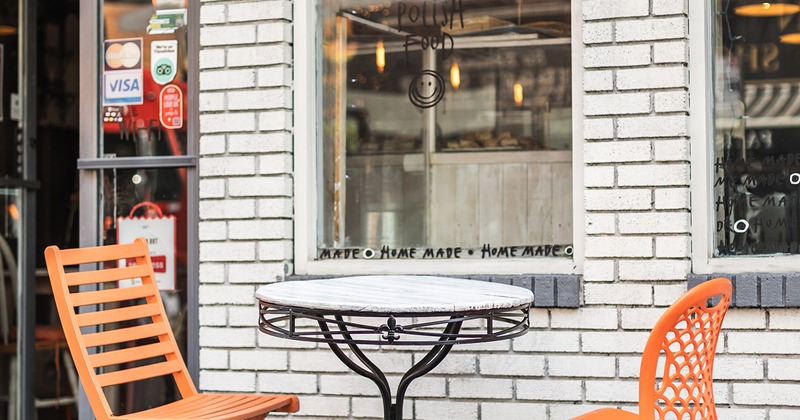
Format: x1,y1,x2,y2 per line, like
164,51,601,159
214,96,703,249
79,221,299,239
45,238,299,420
572,277,732,420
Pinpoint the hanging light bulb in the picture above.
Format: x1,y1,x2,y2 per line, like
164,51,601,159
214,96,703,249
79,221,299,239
734,1,800,17
450,62,461,90
514,80,523,106
376,38,385,73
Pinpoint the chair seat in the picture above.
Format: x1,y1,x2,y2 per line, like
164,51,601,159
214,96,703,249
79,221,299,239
114,393,300,419
571,408,639,420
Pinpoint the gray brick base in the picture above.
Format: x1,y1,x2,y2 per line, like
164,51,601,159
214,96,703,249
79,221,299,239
688,273,800,308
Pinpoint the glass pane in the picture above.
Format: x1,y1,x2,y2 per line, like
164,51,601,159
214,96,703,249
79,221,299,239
319,0,573,257
0,0,19,179
0,187,20,415
714,0,800,256
101,167,187,413
101,0,189,158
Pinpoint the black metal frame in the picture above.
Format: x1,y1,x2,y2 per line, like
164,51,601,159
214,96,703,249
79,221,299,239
258,300,531,420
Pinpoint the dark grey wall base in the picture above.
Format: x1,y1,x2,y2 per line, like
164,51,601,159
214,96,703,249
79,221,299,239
688,273,800,308
285,274,581,308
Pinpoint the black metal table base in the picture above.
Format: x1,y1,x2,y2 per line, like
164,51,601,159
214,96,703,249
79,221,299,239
319,316,462,420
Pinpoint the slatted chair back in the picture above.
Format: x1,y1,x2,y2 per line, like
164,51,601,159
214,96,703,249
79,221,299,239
45,238,195,420
638,277,732,420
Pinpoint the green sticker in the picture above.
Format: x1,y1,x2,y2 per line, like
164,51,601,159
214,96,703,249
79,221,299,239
153,57,175,85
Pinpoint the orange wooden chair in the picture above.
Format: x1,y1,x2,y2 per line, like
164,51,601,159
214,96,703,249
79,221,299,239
572,277,732,420
44,238,299,420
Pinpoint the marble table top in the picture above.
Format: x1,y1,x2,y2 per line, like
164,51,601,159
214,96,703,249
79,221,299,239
255,275,533,314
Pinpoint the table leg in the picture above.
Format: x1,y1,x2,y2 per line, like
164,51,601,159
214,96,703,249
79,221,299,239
318,316,464,420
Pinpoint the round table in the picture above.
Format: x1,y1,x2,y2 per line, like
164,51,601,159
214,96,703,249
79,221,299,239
256,275,533,420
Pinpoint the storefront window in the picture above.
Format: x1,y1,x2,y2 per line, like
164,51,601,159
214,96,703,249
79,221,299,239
714,0,800,256
318,0,573,260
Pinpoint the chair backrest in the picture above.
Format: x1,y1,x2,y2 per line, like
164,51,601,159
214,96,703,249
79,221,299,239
638,277,732,420
45,238,196,420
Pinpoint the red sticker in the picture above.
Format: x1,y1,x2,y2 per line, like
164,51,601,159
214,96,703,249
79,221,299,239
159,84,183,129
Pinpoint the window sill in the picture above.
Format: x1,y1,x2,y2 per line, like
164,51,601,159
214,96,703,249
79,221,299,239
690,273,800,308
297,258,577,276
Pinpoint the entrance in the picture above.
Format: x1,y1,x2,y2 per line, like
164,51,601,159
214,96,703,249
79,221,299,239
0,0,81,418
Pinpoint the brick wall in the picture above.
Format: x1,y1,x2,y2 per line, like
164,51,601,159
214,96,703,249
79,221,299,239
197,0,795,419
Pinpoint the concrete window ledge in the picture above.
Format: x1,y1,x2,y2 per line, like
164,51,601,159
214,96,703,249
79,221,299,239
285,274,581,308
689,273,800,308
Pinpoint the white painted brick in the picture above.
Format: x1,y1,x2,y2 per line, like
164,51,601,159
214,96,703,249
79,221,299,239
585,166,615,187
290,351,351,373
199,306,227,326
289,395,350,417
550,308,618,330
199,221,227,241
584,70,614,92
229,220,292,240
583,0,649,20
258,198,294,217
583,118,614,139
716,408,767,420
584,45,651,68
259,110,294,131
621,307,665,330
723,309,766,329
585,92,650,116
451,337,511,352
201,25,256,47
258,240,294,261
200,69,256,91
200,370,255,392
481,403,547,420
517,379,582,401
199,134,226,156
449,378,513,399
552,404,617,419
229,349,288,371
615,17,687,42
258,66,293,87
655,235,691,258
320,375,385,396
228,305,259,327
228,44,292,68
200,199,256,220
716,384,731,405
653,0,688,15
618,356,641,378
199,49,225,69
199,242,256,262
370,352,414,374
199,92,224,112
199,263,225,284
258,333,318,350
714,357,764,380
200,112,256,133
618,212,691,234
479,354,545,376
529,308,550,328
200,4,226,24
227,88,291,111
728,332,800,354
200,348,228,369
199,179,225,199
771,409,800,420
583,259,616,282
228,1,292,22
617,164,690,186
584,21,613,44
200,156,256,177
352,397,411,419
654,40,688,63
512,331,580,353
586,213,615,234
585,189,652,211
654,187,690,209
655,90,688,113
228,176,293,197
617,66,688,90
549,355,616,378
617,115,688,138
582,331,650,353
229,133,292,153
586,380,639,402
199,285,255,305
768,308,800,330
652,283,689,306
584,283,652,305
654,139,690,162
584,237,653,258
258,372,318,394
259,154,293,174
258,22,293,43
199,327,256,348
733,383,800,406
415,400,477,420
585,141,651,163
393,376,446,398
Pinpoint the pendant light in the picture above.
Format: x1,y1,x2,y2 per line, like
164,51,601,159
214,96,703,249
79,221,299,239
734,1,800,17
450,62,461,90
514,81,524,106
376,38,385,73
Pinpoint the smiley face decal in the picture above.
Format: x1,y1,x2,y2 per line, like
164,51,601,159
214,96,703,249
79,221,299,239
408,70,445,109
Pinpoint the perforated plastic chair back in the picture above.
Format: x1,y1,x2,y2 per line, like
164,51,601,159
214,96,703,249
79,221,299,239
638,278,732,420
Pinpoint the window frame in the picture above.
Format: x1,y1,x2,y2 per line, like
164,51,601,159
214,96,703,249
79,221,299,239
690,0,799,273
294,0,585,276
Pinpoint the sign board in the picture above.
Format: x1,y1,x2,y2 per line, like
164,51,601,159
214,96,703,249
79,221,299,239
147,9,187,35
151,40,178,85
117,205,176,291
159,84,183,129
103,38,143,106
